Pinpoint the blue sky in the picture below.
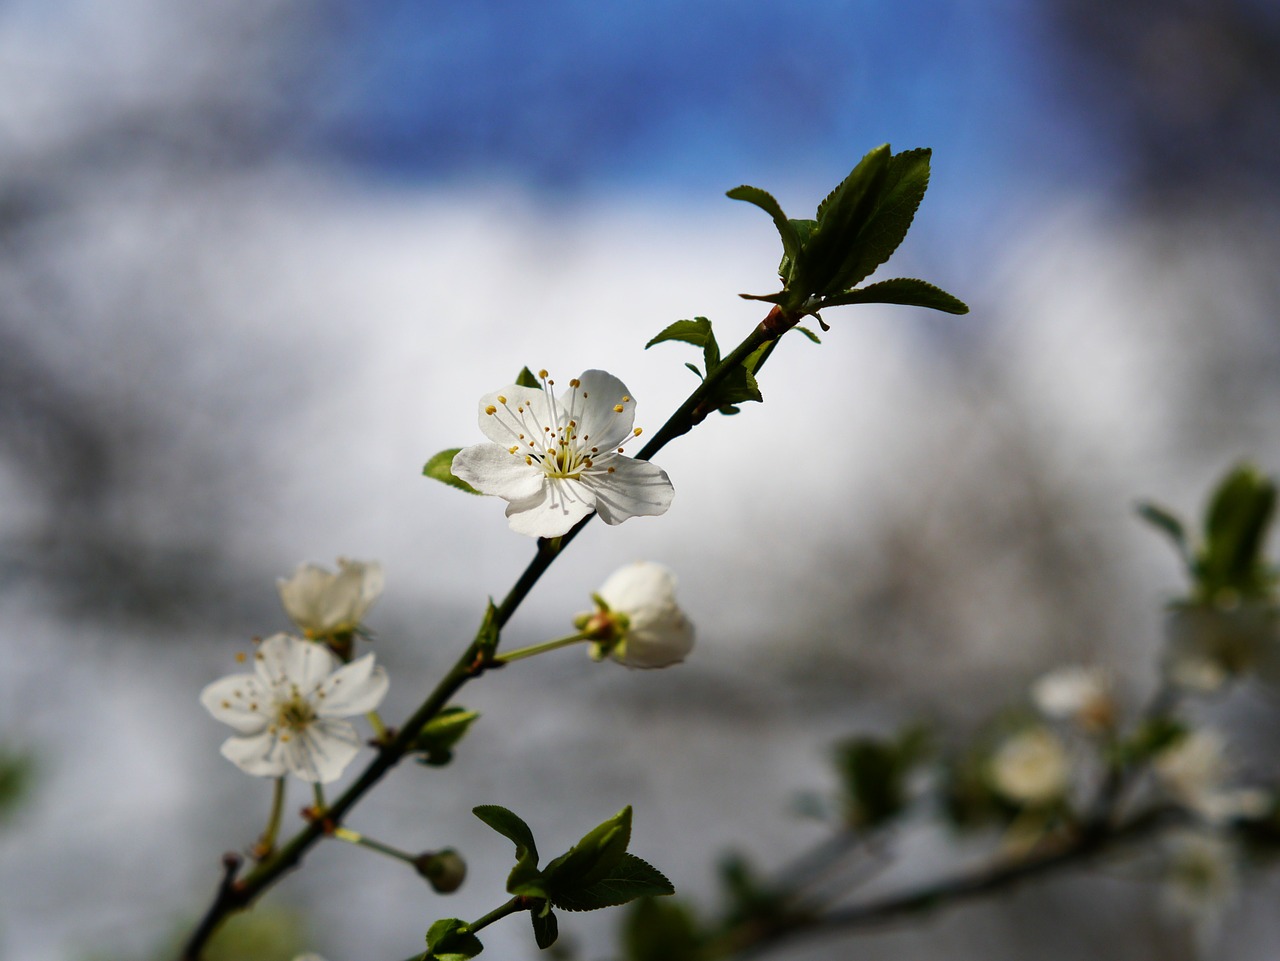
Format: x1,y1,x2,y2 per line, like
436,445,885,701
305,0,1090,205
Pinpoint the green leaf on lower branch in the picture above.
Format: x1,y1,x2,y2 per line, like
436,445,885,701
425,918,484,961
550,853,674,912
531,906,559,949
424,449,482,495
820,277,969,315
412,707,480,766
542,806,633,890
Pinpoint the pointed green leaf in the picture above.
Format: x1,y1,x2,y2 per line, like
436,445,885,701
645,317,722,373
1136,501,1192,568
821,277,968,315
515,367,541,388
726,185,802,279
530,907,559,949
473,805,541,892
550,854,674,912
412,707,480,767
683,362,704,380
794,326,822,344
425,918,484,961
424,449,482,495
805,145,892,292
543,806,632,890
1199,464,1277,599
475,599,500,660
828,148,932,291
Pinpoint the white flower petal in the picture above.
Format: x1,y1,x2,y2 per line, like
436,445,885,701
599,561,678,611
316,654,389,716
587,456,674,525
571,369,636,452
291,718,362,784
255,634,339,693
277,564,333,630
476,383,560,447
505,476,596,537
615,618,695,668
200,674,272,735
452,443,546,500
277,560,383,636
220,729,288,778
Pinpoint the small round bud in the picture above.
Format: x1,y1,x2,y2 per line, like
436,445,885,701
414,848,467,893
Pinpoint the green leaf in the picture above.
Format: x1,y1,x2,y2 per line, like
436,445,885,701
530,906,559,949
551,854,674,912
645,317,713,351
473,805,541,892
828,148,932,292
475,599,500,660
726,185,803,284
821,277,969,315
425,918,484,961
683,362,704,380
1199,464,1278,600
794,326,822,344
805,145,893,293
423,449,482,495
543,806,632,890
1137,501,1192,568
645,317,722,373
515,367,541,388
412,707,480,767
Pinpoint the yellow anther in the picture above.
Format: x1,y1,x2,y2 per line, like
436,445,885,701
613,404,624,413
633,427,642,436
497,395,507,404
569,378,581,388
607,466,616,473
538,369,549,379
524,456,533,465
280,733,291,742
221,700,231,709
234,651,246,663
484,405,497,415
508,446,519,454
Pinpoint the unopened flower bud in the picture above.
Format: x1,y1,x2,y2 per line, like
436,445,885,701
414,848,467,893
576,562,694,669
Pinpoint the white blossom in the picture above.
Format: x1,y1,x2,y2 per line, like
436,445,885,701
451,370,674,538
1031,665,1115,732
277,558,384,639
200,633,388,783
987,726,1070,806
577,561,695,668
1154,729,1270,824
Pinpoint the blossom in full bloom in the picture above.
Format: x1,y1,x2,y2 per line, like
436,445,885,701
1030,665,1116,732
576,561,695,668
277,558,384,639
451,370,674,538
987,726,1070,806
200,633,389,783
1153,729,1271,824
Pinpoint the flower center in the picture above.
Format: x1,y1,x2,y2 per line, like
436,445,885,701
277,691,316,732
484,370,640,481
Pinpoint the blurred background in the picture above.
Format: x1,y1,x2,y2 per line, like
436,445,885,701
2,0,1280,958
